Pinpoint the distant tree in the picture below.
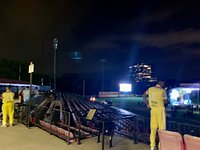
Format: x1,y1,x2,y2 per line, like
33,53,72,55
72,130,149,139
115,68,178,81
0,59,52,86
33,73,52,86
57,73,103,95
84,78,101,95
0,59,21,79
57,73,83,94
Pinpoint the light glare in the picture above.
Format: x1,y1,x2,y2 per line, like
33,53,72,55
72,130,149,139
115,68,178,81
119,83,132,92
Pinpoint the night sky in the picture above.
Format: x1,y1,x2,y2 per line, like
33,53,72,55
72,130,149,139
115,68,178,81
0,0,200,83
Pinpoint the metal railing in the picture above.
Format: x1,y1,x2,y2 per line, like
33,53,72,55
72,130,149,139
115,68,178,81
14,97,200,150
133,115,200,145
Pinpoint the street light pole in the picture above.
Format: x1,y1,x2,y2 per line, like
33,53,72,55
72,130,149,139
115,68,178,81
83,79,85,97
53,38,58,93
100,59,106,92
18,64,21,81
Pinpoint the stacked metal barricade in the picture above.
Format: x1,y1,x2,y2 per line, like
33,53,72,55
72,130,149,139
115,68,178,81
34,93,136,147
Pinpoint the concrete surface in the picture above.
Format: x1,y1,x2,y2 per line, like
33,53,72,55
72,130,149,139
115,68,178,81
0,123,149,150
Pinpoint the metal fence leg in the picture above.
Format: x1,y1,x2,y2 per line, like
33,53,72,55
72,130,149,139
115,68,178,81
77,116,81,145
102,122,105,150
68,112,71,145
109,133,113,148
97,131,101,143
134,117,138,144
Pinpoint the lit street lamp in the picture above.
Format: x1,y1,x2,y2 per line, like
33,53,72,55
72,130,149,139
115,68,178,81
53,38,58,92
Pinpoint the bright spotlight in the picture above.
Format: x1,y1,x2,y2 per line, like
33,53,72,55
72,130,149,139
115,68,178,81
119,83,132,92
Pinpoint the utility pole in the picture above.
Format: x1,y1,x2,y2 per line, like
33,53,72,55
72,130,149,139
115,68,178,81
83,79,85,97
27,61,34,128
53,38,58,93
100,59,106,91
18,64,21,81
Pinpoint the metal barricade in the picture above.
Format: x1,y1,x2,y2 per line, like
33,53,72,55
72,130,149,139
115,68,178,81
34,105,74,144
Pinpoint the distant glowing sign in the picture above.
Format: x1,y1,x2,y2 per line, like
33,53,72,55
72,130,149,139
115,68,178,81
71,51,82,60
119,83,132,92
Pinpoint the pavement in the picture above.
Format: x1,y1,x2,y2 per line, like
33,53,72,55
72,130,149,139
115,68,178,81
0,123,149,150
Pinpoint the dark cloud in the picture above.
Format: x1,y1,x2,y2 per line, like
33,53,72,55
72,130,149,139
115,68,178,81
131,29,200,48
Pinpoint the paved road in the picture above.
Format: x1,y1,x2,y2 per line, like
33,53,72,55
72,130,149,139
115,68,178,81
0,123,149,150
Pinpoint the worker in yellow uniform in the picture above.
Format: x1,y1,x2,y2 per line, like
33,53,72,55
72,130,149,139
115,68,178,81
1,86,15,127
143,81,167,150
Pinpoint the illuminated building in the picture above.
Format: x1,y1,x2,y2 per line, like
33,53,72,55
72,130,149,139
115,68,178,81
129,63,157,83
129,63,157,94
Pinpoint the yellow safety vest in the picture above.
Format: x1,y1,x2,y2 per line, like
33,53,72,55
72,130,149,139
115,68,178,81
2,91,15,103
148,86,166,109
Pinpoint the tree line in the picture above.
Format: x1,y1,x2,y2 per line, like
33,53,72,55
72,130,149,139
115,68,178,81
0,59,51,86
0,59,104,95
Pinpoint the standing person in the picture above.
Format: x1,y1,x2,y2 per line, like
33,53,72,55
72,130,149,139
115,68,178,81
33,87,39,96
23,86,30,104
143,81,167,150
1,86,15,127
18,87,25,104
